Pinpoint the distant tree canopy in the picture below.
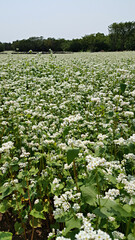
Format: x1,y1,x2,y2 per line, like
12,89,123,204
0,42,4,52
0,21,135,52
108,21,135,51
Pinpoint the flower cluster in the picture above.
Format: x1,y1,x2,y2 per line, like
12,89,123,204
86,155,106,171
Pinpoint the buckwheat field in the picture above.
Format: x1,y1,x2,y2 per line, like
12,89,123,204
0,52,135,240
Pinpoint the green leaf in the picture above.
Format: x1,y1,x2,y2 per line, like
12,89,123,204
81,185,97,206
106,175,117,184
67,148,79,164
123,204,132,213
63,127,70,137
0,232,12,240
93,208,107,218
63,216,81,236
30,209,46,219
130,196,135,205
17,170,28,179
120,83,126,93
29,166,39,175
14,201,24,211
15,183,24,194
100,199,129,218
128,233,135,240
34,201,43,212
65,229,79,240
0,187,13,199
108,111,114,117
29,218,42,228
14,222,24,235
0,201,10,213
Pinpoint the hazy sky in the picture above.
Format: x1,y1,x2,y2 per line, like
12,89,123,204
0,0,135,42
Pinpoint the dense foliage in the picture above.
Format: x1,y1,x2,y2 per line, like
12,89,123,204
0,52,135,240
0,21,135,53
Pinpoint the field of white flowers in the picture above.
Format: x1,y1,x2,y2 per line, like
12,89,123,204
0,52,135,240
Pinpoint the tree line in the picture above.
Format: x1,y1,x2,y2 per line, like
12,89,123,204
0,21,135,53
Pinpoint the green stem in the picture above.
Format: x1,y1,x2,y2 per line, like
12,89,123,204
133,221,135,236
10,168,27,239
26,177,35,240
95,169,101,230
126,218,131,238
96,169,101,207
126,206,133,237
73,159,79,191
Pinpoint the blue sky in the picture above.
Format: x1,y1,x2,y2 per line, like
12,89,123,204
0,0,135,42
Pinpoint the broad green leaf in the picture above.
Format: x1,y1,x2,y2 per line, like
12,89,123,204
67,148,79,164
128,233,135,240
65,229,80,240
106,175,117,184
0,232,12,240
63,127,70,137
100,205,114,217
81,185,97,206
14,222,24,235
34,201,43,212
30,209,46,219
15,183,24,194
120,83,126,93
100,199,129,217
123,204,132,213
93,208,107,218
0,201,10,213
108,111,114,117
17,170,28,179
29,166,39,175
29,218,42,228
63,216,81,236
14,201,24,211
0,187,13,199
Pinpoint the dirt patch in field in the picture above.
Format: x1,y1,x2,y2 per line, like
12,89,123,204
0,210,53,240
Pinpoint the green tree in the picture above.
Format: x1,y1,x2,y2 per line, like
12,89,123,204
81,34,95,51
94,33,109,51
108,21,135,51
0,42,4,52
69,39,82,52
